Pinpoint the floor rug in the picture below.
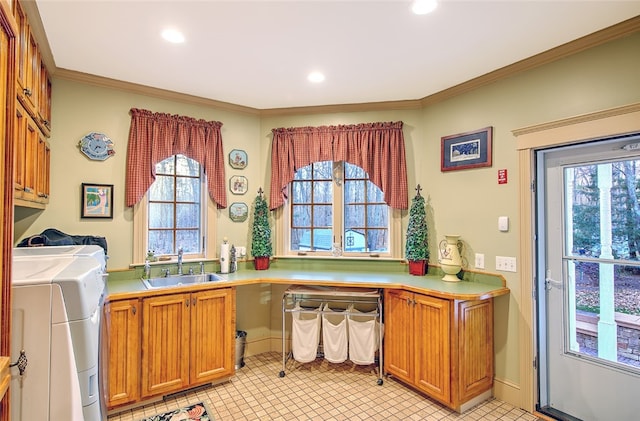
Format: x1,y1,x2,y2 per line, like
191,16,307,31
138,402,212,421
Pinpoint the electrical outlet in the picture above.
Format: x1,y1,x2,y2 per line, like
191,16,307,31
496,256,517,272
475,253,485,269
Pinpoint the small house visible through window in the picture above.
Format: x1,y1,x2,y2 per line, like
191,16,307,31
148,154,203,255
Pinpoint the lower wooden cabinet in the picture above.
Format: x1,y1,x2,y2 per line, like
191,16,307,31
104,287,235,410
104,298,140,408
384,289,494,412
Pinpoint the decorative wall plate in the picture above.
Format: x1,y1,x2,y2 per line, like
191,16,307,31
229,149,248,169
229,202,248,222
230,175,248,195
79,132,115,161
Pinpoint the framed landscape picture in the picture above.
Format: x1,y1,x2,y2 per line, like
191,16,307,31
441,127,493,172
81,183,113,218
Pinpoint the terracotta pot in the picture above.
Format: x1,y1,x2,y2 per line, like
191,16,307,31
253,256,270,270
408,260,427,276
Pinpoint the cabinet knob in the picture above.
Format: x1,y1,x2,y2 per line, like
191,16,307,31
186,299,190,307
23,88,32,97
131,305,136,315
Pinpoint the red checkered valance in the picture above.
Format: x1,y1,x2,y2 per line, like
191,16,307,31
269,121,408,211
125,108,227,208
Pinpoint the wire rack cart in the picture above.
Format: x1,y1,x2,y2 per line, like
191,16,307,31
279,285,384,385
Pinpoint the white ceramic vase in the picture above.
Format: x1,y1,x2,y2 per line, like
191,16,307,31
438,234,462,282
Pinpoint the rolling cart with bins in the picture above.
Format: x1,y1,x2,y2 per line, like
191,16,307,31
279,285,384,385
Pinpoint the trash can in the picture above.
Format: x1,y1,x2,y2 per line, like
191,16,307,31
235,330,247,369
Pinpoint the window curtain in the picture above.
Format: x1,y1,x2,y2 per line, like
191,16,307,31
269,121,408,210
125,108,227,208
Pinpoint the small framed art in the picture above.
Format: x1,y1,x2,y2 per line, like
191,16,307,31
441,126,493,172
81,183,113,218
229,202,249,222
229,149,248,169
230,175,248,195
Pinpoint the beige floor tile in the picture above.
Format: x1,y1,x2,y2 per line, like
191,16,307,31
108,352,541,421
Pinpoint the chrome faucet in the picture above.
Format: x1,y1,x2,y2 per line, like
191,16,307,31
177,247,184,275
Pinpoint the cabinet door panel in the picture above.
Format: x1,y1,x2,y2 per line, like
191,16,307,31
457,299,493,403
190,288,235,383
105,299,140,408
383,289,413,383
414,294,450,404
141,293,190,397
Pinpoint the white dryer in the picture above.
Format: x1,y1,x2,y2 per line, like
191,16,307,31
11,255,106,421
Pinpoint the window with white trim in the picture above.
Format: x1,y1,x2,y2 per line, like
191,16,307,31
133,154,217,263
283,160,398,258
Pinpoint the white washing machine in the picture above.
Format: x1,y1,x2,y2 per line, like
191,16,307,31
11,254,106,421
13,244,108,272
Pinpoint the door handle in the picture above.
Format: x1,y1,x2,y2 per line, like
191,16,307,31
545,270,563,290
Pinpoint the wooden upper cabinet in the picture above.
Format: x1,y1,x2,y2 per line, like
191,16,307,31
13,0,51,135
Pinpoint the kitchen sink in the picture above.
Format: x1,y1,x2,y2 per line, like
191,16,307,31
142,273,225,289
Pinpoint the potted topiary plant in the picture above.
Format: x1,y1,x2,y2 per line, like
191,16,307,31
251,187,272,270
405,185,429,276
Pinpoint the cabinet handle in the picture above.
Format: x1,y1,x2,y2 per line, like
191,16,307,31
23,88,32,97
192,298,196,306
186,299,190,307
131,305,136,315
24,187,32,193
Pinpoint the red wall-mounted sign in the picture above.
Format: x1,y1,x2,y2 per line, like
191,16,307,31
498,169,508,184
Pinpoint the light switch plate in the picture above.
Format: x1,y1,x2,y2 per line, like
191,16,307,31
498,216,509,232
475,253,485,269
496,256,517,272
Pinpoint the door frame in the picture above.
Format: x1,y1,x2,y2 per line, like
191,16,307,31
513,102,640,413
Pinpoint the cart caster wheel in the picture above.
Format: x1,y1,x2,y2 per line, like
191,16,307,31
377,378,383,386
279,371,285,378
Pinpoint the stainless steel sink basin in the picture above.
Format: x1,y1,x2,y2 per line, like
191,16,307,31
142,273,225,289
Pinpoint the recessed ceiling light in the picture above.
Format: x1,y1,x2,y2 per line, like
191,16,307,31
411,0,438,15
307,71,325,83
161,28,185,44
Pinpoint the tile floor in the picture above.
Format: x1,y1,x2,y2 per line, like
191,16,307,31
107,352,541,421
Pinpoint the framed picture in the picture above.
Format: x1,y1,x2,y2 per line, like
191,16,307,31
81,183,113,218
441,126,493,172
230,175,248,195
229,149,248,169
229,202,248,222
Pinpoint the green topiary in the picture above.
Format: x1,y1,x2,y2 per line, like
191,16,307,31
405,185,429,261
251,188,273,258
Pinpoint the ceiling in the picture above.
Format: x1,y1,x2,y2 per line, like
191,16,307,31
33,1,640,110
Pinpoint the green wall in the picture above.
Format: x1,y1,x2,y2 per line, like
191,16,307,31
14,32,640,405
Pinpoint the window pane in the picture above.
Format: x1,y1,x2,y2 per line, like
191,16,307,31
367,183,385,202
313,180,332,203
292,204,311,227
345,204,364,229
345,229,365,252
291,228,309,251
313,228,332,250
176,203,199,228
345,180,365,204
149,230,173,255
177,177,200,202
292,182,311,204
155,158,175,175
345,162,365,178
177,229,200,253
313,161,332,180
176,154,199,176
367,229,388,252
149,203,173,228
149,175,174,201
367,204,388,228
312,204,332,227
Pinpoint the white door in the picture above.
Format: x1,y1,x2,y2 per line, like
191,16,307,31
537,135,640,420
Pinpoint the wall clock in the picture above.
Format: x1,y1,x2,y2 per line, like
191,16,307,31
79,132,115,161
